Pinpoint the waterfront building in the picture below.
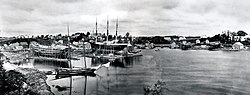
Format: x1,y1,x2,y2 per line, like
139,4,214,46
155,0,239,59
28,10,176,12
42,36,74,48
170,42,178,49
163,36,171,41
182,40,187,45
196,39,201,44
73,41,79,46
19,42,29,48
0,46,4,51
205,39,210,44
232,42,244,50
0,53,6,61
179,36,186,40
234,35,245,41
58,40,64,44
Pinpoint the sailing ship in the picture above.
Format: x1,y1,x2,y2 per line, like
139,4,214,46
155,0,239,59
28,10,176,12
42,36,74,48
33,48,69,59
55,24,110,77
91,17,142,62
30,41,70,60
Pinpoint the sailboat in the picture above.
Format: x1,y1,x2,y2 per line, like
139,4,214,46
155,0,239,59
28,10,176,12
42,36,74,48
55,24,110,77
92,17,142,62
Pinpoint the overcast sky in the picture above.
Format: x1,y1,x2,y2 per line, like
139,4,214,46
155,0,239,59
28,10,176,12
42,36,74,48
1,0,250,37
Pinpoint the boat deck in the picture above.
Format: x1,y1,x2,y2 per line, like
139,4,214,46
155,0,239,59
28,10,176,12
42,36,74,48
28,56,68,62
84,53,143,60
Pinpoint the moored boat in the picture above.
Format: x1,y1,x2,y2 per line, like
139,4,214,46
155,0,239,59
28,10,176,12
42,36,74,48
55,62,110,77
33,48,69,59
55,24,110,77
55,68,96,76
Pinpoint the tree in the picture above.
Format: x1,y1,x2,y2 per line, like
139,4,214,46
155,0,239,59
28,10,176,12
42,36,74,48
86,32,90,37
125,32,130,38
0,60,5,94
0,60,26,95
125,32,130,42
237,30,248,36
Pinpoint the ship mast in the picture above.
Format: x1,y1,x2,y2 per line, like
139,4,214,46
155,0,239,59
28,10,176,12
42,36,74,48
115,17,118,41
67,24,72,69
83,42,87,69
107,16,109,41
95,17,98,36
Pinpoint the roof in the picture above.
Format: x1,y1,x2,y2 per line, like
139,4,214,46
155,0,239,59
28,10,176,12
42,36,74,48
233,42,243,46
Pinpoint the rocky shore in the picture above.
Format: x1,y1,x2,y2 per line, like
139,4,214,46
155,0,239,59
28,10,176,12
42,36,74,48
1,51,54,95
1,51,31,64
16,68,54,95
144,80,169,95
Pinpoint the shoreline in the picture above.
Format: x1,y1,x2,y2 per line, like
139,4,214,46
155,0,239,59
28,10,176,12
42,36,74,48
0,47,249,94
1,51,54,95
16,67,54,95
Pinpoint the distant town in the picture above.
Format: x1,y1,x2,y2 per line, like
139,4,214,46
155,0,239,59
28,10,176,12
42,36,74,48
0,30,249,52
1,29,250,94
0,29,249,94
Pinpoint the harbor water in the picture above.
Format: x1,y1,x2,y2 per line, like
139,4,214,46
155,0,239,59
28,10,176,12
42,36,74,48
19,48,250,95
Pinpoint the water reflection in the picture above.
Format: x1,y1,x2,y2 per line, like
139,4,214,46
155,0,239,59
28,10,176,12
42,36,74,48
14,49,250,94
28,57,138,95
91,57,141,68
33,59,69,68
18,55,141,71
48,75,103,95
43,56,141,95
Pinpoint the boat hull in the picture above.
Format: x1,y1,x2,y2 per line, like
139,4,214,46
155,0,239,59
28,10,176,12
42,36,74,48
55,68,96,78
33,49,68,59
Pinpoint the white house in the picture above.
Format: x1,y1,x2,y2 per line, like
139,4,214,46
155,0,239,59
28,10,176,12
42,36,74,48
205,39,210,44
196,39,201,44
164,37,171,41
232,42,244,50
233,35,250,42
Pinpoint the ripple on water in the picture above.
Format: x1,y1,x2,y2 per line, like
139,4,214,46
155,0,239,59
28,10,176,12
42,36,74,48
32,49,250,95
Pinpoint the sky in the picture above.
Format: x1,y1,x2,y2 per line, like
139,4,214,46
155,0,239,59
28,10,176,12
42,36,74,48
1,0,250,37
